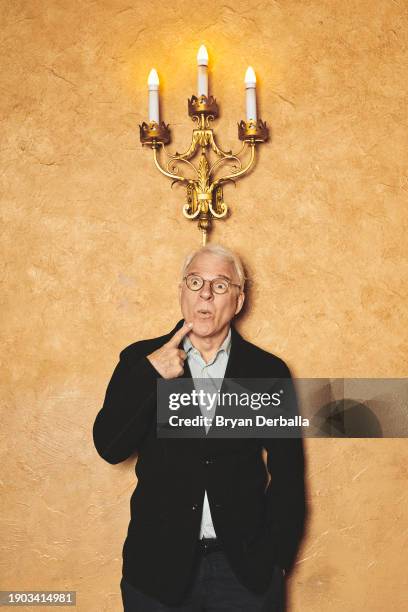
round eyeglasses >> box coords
[183,273,241,295]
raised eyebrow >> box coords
[214,275,232,282]
[187,272,232,281]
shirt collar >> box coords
[183,326,232,359]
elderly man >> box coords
[92,244,306,611]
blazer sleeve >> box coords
[261,362,307,573]
[92,345,162,464]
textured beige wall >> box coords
[1,0,407,610]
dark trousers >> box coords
[120,549,286,611]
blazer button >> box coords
[204,458,213,465]
[191,504,199,511]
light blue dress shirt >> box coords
[183,327,232,539]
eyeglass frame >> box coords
[182,273,242,295]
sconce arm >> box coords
[209,141,248,177]
[153,145,189,183]
[212,143,256,187]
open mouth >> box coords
[196,309,213,318]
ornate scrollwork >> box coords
[140,103,268,243]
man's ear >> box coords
[234,291,245,315]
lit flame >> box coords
[147,68,159,86]
[197,45,209,66]
[244,66,256,86]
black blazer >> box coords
[92,319,307,606]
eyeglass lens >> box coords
[186,275,229,294]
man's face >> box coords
[178,252,245,338]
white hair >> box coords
[180,244,246,290]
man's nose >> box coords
[199,280,214,300]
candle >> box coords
[244,66,257,122]
[197,45,209,97]
[148,68,160,123]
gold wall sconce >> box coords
[139,45,269,245]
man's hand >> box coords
[146,322,193,379]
